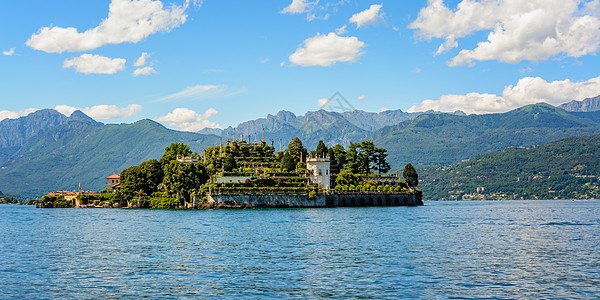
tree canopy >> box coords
[373,148,391,175]
[312,140,328,158]
[280,152,296,172]
[335,170,364,187]
[286,137,308,164]
[403,163,418,189]
[162,161,208,202]
[340,141,390,175]
[160,142,192,164]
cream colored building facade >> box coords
[306,157,330,190]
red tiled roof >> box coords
[107,173,120,179]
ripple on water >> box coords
[0,201,599,299]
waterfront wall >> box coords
[207,192,422,208]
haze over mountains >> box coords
[1,97,599,199]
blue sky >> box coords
[2,0,600,131]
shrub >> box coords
[150,197,180,209]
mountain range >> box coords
[559,95,600,112]
[371,103,600,166]
[419,133,600,200]
[198,109,468,151]
[1,98,600,199]
[0,110,219,199]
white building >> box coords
[306,157,330,190]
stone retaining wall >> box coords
[207,192,422,208]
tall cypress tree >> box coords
[403,163,418,189]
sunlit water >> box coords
[1,200,599,299]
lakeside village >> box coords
[37,133,422,209]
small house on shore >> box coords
[106,173,120,191]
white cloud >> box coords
[434,36,457,55]
[357,95,365,100]
[585,0,600,16]
[408,75,600,114]
[380,107,390,112]
[155,107,222,131]
[55,104,142,120]
[289,32,365,67]
[281,0,311,14]
[519,67,533,74]
[260,58,269,63]
[335,25,348,35]
[2,47,15,56]
[409,0,600,66]
[63,54,126,74]
[134,52,150,67]
[156,84,222,102]
[318,98,331,107]
[26,0,188,53]
[133,66,157,76]
[349,4,384,28]
[0,108,37,122]
[281,0,346,21]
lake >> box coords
[1,200,599,299]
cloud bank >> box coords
[2,47,15,56]
[63,54,126,74]
[281,0,311,14]
[133,66,157,76]
[55,104,142,120]
[410,0,600,66]
[289,32,365,66]
[26,0,188,53]
[0,108,37,122]
[408,75,600,114]
[156,107,222,131]
[349,4,384,28]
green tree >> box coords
[312,140,328,158]
[331,144,347,170]
[223,154,237,172]
[345,142,360,173]
[373,148,391,175]
[357,140,376,174]
[160,143,192,165]
[280,152,296,172]
[119,165,143,201]
[403,163,418,189]
[161,161,209,203]
[287,137,308,163]
[139,159,164,194]
[328,148,341,175]
[119,159,165,202]
[335,170,364,187]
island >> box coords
[36,136,422,208]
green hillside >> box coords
[371,103,600,168]
[419,133,600,200]
[0,119,219,199]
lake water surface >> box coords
[1,200,599,299]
